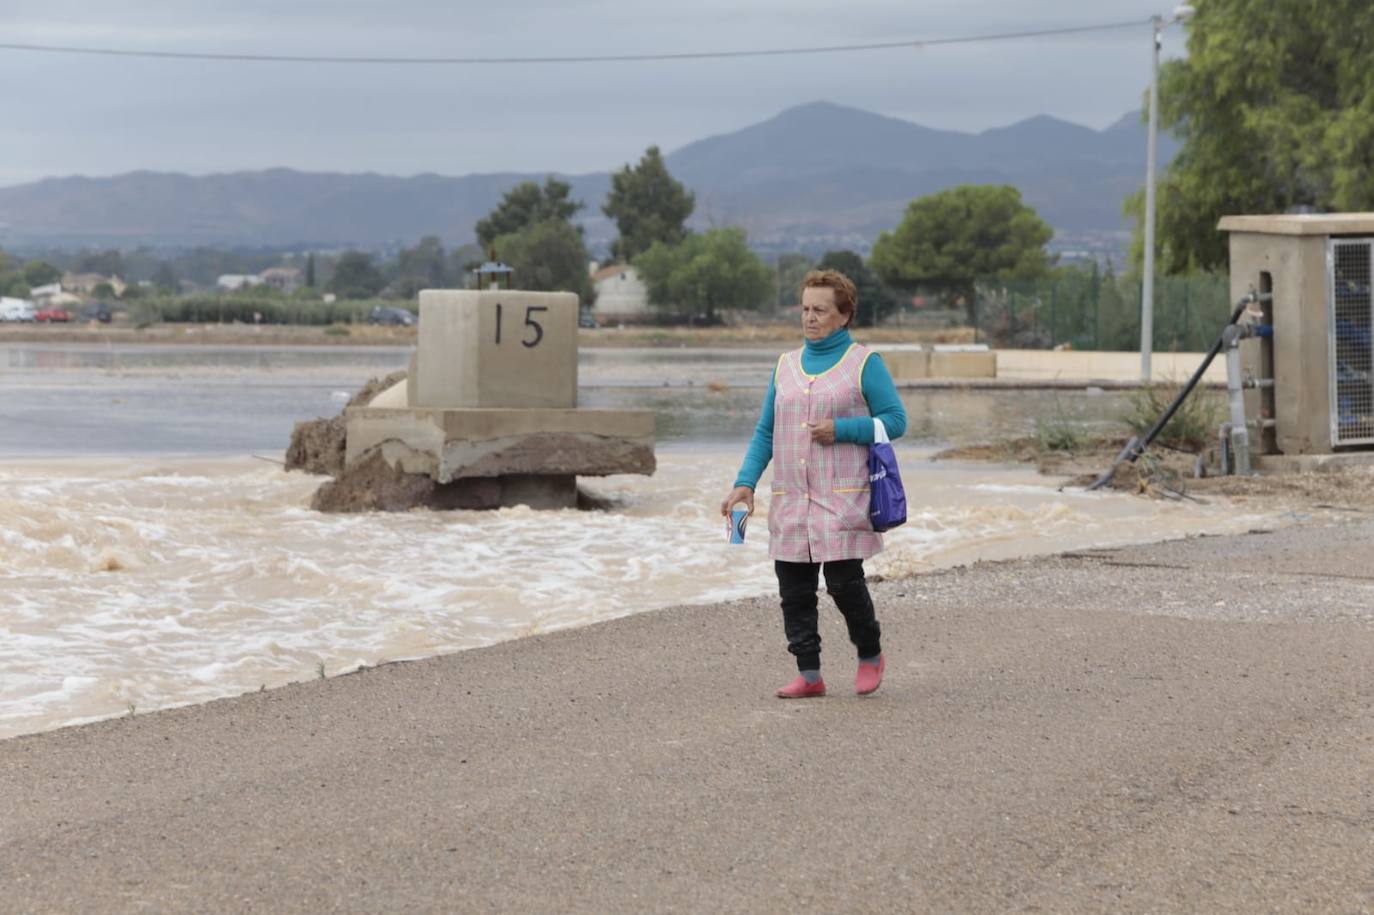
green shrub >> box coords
[1035,416,1084,452]
[1121,382,1225,451]
[123,295,413,326]
[1033,397,1085,452]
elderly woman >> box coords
[720,269,907,698]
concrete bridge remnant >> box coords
[310,289,654,511]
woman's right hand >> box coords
[720,486,755,518]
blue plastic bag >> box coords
[868,418,906,532]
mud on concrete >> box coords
[284,371,406,478]
[937,434,1374,513]
[287,371,615,513]
[285,370,493,512]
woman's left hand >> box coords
[806,419,835,445]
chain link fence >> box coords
[952,270,1231,351]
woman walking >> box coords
[720,269,907,698]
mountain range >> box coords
[0,101,1177,256]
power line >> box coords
[0,19,1150,66]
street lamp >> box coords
[1140,4,1195,381]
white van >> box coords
[0,297,36,322]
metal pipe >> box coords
[1224,325,1251,475]
[1088,292,1255,491]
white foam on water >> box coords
[0,452,1287,740]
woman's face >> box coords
[801,286,849,341]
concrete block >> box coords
[1218,214,1374,236]
[344,406,655,484]
[880,350,929,380]
[994,351,1228,384]
[404,351,418,409]
[1251,452,1374,474]
[414,289,579,409]
[369,379,408,409]
[929,351,997,379]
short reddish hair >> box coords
[801,269,858,327]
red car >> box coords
[35,308,71,323]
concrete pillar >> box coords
[414,289,579,409]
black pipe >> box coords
[1086,292,1257,492]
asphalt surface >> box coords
[3,520,1373,913]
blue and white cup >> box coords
[727,505,749,544]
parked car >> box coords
[578,311,599,329]
[80,303,113,323]
[0,297,37,322]
[35,307,71,323]
[367,306,416,327]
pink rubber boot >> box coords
[855,654,885,695]
[775,675,826,699]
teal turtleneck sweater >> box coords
[733,328,907,490]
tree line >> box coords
[467,147,1065,328]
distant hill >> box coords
[667,102,1177,254]
[0,101,1176,255]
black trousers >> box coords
[774,558,882,671]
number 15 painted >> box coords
[494,304,548,348]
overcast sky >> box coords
[1,0,1190,187]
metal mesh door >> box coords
[1330,239,1374,444]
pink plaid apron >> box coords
[767,342,882,563]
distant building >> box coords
[259,266,303,293]
[62,273,127,297]
[29,282,62,303]
[217,274,264,292]
[29,283,82,307]
[592,264,648,317]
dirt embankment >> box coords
[283,371,406,477]
[283,370,452,513]
[283,371,456,513]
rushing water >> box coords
[0,343,1286,739]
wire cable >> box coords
[0,19,1151,66]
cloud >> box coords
[0,0,1174,185]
